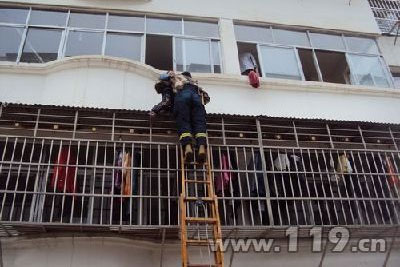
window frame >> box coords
[234,22,394,88]
[0,5,222,73]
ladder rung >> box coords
[186,239,211,246]
[187,264,217,267]
[184,197,214,202]
[184,179,211,184]
[185,162,209,166]
[186,217,217,224]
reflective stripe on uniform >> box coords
[179,132,193,140]
[195,133,207,138]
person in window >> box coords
[239,52,260,88]
[151,71,210,163]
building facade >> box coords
[0,0,399,266]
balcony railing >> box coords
[369,0,400,34]
[0,104,399,239]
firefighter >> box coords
[151,71,210,163]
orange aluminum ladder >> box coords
[180,146,224,267]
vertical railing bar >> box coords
[369,151,392,224]
[28,139,45,222]
[292,121,299,148]
[356,151,380,224]
[276,148,291,226]
[139,144,144,226]
[363,151,385,224]
[286,148,299,225]
[389,127,399,151]
[325,124,334,149]
[376,152,399,224]
[19,137,36,222]
[59,141,73,224]
[9,138,27,221]
[291,148,308,225]
[343,150,360,224]
[100,142,107,225]
[80,140,90,225]
[38,140,54,223]
[0,137,17,220]
[328,149,348,225]
[349,150,371,225]
[167,144,171,225]
[158,144,161,226]
[242,146,255,226]
[256,118,274,226]
[130,142,134,226]
[268,149,281,225]
[299,148,316,225]
[222,117,226,146]
[318,149,340,225]
[218,146,227,225]
[388,152,400,198]
[307,148,325,226]
[69,140,80,224]
[250,146,264,225]
[358,126,367,150]
[50,140,63,223]
[89,141,99,225]
[72,110,78,140]
[34,109,40,138]
[120,142,125,226]
[226,146,237,226]
[110,141,116,225]
[111,113,115,141]
[235,146,245,226]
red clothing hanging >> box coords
[50,147,77,193]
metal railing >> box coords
[0,104,399,238]
[369,0,400,34]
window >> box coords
[65,31,103,57]
[29,9,67,26]
[260,46,302,80]
[20,28,62,63]
[234,25,273,43]
[146,17,181,34]
[105,33,142,61]
[234,23,393,88]
[107,14,144,32]
[0,7,28,24]
[69,12,106,29]
[0,26,24,61]
[393,72,400,89]
[0,6,221,74]
[347,55,390,88]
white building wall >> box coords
[0,0,380,35]
[378,37,400,69]
[1,57,400,124]
[1,236,399,267]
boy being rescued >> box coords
[150,71,210,164]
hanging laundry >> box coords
[215,152,231,194]
[385,156,399,186]
[114,151,123,190]
[122,152,132,196]
[336,154,353,174]
[50,146,77,193]
[273,153,290,171]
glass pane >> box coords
[211,40,221,73]
[348,55,389,88]
[273,29,310,47]
[260,46,301,80]
[65,31,103,57]
[29,10,67,26]
[345,36,379,54]
[182,39,211,73]
[69,12,106,29]
[20,28,62,63]
[234,25,273,43]
[184,20,219,38]
[0,8,28,24]
[107,15,144,32]
[146,17,181,34]
[0,26,23,61]
[105,33,141,61]
[309,33,345,51]
[175,38,183,71]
